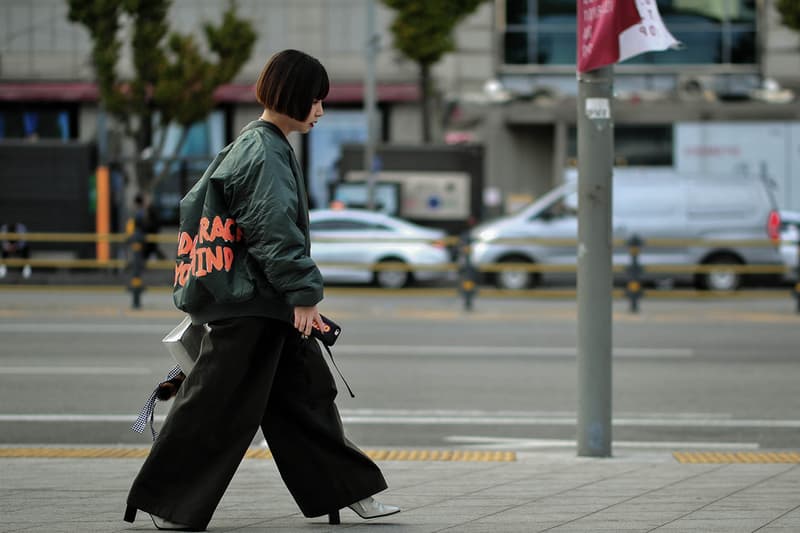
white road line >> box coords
[0,323,167,334]
[343,409,729,419]
[337,346,694,358]
[0,367,151,375]
[443,436,761,450]
[0,411,797,428]
[0,322,694,358]
[337,415,800,428]
[0,415,147,422]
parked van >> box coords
[470,170,783,291]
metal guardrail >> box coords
[2,232,799,312]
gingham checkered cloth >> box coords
[131,365,183,440]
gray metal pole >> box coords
[576,65,614,457]
[364,0,378,210]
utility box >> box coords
[337,144,484,234]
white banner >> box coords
[618,0,680,63]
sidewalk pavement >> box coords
[2,448,799,532]
[2,289,799,532]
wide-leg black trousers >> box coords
[126,316,387,530]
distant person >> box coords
[124,49,399,531]
[126,195,147,254]
[143,197,165,260]
[129,194,146,234]
[128,193,165,260]
[0,222,32,279]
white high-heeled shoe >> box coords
[348,496,401,519]
[150,513,194,531]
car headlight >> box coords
[473,229,498,243]
[470,241,489,261]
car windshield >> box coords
[311,219,392,232]
[532,193,578,221]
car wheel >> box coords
[698,254,743,292]
[495,255,537,290]
[374,259,410,289]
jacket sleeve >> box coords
[223,139,323,307]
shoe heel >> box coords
[124,505,137,523]
[328,510,340,524]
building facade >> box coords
[0,0,493,217]
[478,0,800,213]
[1,0,799,223]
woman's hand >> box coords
[294,305,323,338]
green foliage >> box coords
[776,0,800,31]
[67,0,256,188]
[67,0,125,115]
[381,0,485,142]
[381,0,484,66]
[204,7,258,83]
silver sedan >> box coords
[309,208,453,288]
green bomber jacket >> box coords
[172,119,323,325]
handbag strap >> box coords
[319,342,355,398]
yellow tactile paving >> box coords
[366,449,515,462]
[0,447,515,462]
[673,451,800,464]
[0,447,151,458]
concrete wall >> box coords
[483,112,555,211]
[0,0,493,148]
[0,0,91,79]
[0,1,492,93]
[764,0,800,89]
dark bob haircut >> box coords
[255,50,329,121]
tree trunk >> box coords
[420,63,432,143]
[135,110,154,191]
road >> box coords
[1,287,799,453]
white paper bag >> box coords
[161,316,208,374]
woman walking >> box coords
[124,49,399,531]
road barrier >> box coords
[1,231,798,313]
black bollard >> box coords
[625,235,643,313]
[458,233,478,311]
[127,230,146,309]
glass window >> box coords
[0,105,75,140]
[307,110,368,209]
[150,111,226,224]
[505,0,530,25]
[503,31,531,65]
[729,29,756,64]
[502,0,757,67]
[568,125,674,167]
[536,15,576,65]
[539,0,574,16]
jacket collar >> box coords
[244,119,292,149]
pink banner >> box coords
[577,0,641,73]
